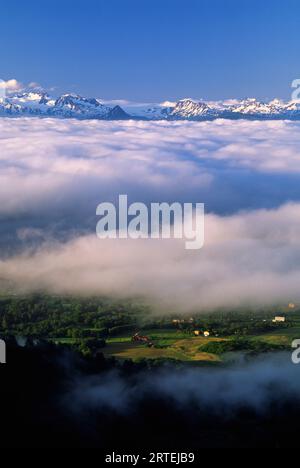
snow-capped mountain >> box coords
[0,92,131,120]
[1,91,300,121]
[169,99,215,119]
[163,98,300,120]
[124,97,300,120]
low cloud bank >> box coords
[67,353,299,415]
[1,203,300,311]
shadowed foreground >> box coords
[0,341,299,449]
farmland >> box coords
[0,295,298,364]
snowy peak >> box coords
[55,94,102,109]
[52,94,111,118]
[170,99,214,118]
[231,98,280,115]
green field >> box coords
[104,334,222,362]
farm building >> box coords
[194,330,210,337]
[132,333,154,347]
[272,316,286,323]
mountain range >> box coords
[1,91,300,121]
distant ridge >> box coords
[1,91,300,121]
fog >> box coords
[1,203,300,310]
[1,118,300,310]
[67,353,299,415]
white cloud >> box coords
[0,79,23,91]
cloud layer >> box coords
[1,118,300,309]
[1,118,300,219]
[2,203,300,311]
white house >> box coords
[272,316,286,323]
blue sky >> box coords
[1,0,300,101]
